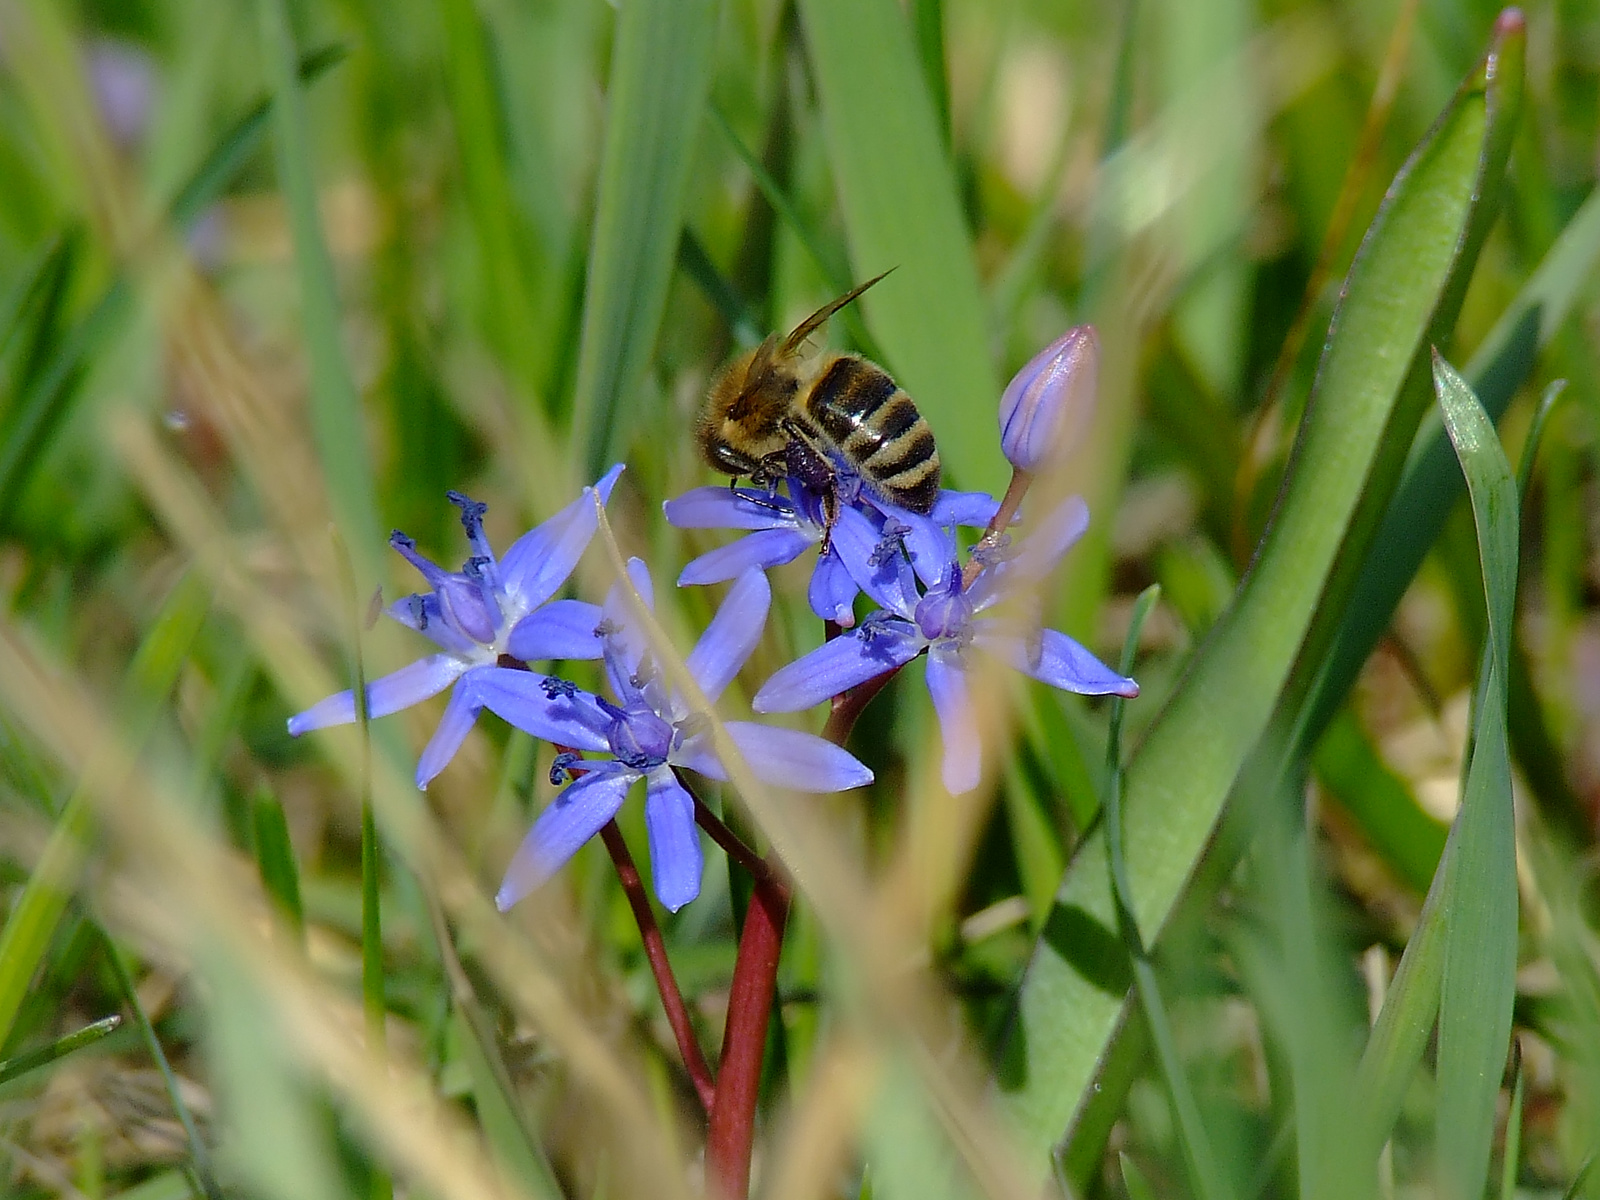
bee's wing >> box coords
[779,269,894,356]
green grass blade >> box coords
[438,0,549,401]
[257,0,384,581]
[252,786,305,941]
[1313,709,1447,893]
[572,0,721,474]
[1501,1040,1524,1200]
[167,44,346,229]
[0,1014,120,1086]
[1105,587,1230,1200]
[796,0,1001,490]
[0,571,210,1052]
[677,228,761,349]
[998,20,1523,1183]
[101,926,224,1200]
[1120,1152,1159,1200]
[1304,180,1600,749]
[1431,351,1519,1200]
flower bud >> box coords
[998,325,1098,473]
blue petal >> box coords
[752,621,923,712]
[664,486,796,531]
[898,510,957,589]
[644,769,702,911]
[807,547,860,624]
[975,624,1138,696]
[722,721,874,791]
[499,464,624,611]
[931,489,1001,529]
[831,505,917,617]
[496,766,635,910]
[973,496,1089,610]
[600,557,656,698]
[506,599,605,663]
[386,594,477,655]
[685,569,770,704]
[925,646,982,795]
[288,654,467,736]
[678,528,814,586]
[416,673,489,789]
[455,666,613,750]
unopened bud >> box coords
[998,325,1098,473]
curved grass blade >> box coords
[1431,351,1519,1200]
[257,0,383,580]
[253,786,305,941]
[998,18,1524,1183]
[0,1014,120,1086]
[572,0,721,474]
[0,46,346,531]
[1501,1040,1524,1200]
[1106,589,1229,1200]
[796,0,1000,490]
[1303,179,1600,750]
[101,925,225,1200]
[0,571,210,1052]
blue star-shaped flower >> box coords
[439,561,874,912]
[663,471,999,625]
[753,496,1137,794]
[287,466,624,787]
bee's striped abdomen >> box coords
[805,355,941,513]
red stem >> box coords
[705,871,791,1200]
[598,821,717,1114]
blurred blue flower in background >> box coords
[449,561,873,912]
[754,496,1136,794]
[287,466,624,785]
[665,472,998,625]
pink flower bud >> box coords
[998,325,1098,473]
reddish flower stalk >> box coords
[705,868,790,1200]
[551,742,716,1112]
[597,820,717,1114]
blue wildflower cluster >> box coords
[289,324,1134,912]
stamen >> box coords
[540,676,579,700]
[549,751,581,785]
[869,519,913,568]
[447,491,491,554]
[389,529,450,587]
[408,594,428,630]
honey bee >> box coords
[694,272,941,532]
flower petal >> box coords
[416,675,488,789]
[496,767,635,910]
[678,528,814,586]
[505,599,605,663]
[721,721,874,791]
[930,489,1002,529]
[386,593,477,655]
[644,769,702,911]
[831,505,917,617]
[976,625,1138,696]
[807,547,860,624]
[287,654,468,736]
[455,666,612,750]
[925,647,982,794]
[685,569,770,704]
[752,621,923,712]
[664,486,796,531]
[499,464,625,612]
[600,557,656,697]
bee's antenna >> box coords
[780,268,895,355]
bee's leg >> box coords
[784,435,840,554]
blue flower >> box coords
[664,471,999,625]
[447,562,874,912]
[998,325,1098,473]
[753,496,1137,794]
[287,466,625,787]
